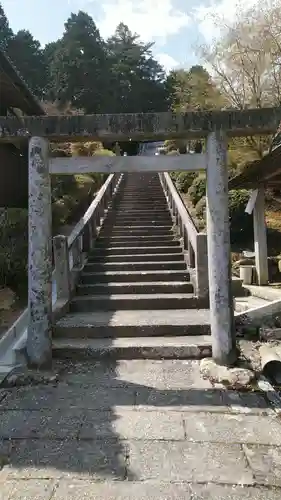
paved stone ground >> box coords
[0,359,281,498]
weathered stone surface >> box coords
[0,410,83,439]
[0,480,56,500]
[27,136,52,369]
[200,358,255,388]
[80,410,185,440]
[116,360,166,388]
[206,131,236,366]
[183,412,281,445]
[2,385,135,410]
[0,481,15,500]
[128,441,253,484]
[224,390,273,415]
[243,444,281,487]
[0,440,127,480]
[162,360,213,389]
[0,358,281,496]
[1,108,280,142]
[2,369,59,388]
[135,387,227,412]
[52,481,281,500]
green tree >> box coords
[7,30,47,98]
[47,11,109,112]
[0,3,13,49]
[106,23,168,112]
[166,65,224,112]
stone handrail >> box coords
[53,173,122,301]
[159,172,208,299]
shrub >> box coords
[175,171,197,193]
[188,175,206,205]
[229,189,253,244]
[195,196,206,218]
[93,149,116,156]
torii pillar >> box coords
[27,137,53,368]
[206,130,236,366]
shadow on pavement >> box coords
[0,359,276,481]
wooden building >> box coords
[0,48,45,207]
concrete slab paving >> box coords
[0,409,84,439]
[0,479,56,500]
[52,481,281,499]
[127,440,254,484]
[1,385,135,410]
[243,444,281,487]
[0,359,280,498]
[80,409,185,440]
[0,439,127,480]
[0,479,57,500]
[183,412,281,445]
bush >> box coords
[175,172,197,193]
[188,175,206,205]
[195,196,206,218]
[93,149,116,156]
[229,189,253,245]
[187,189,253,245]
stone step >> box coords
[92,246,183,255]
[54,309,210,339]
[115,207,169,212]
[76,281,194,295]
[120,189,163,196]
[234,295,270,312]
[88,253,184,263]
[83,261,187,272]
[120,192,165,196]
[117,194,167,201]
[121,186,163,190]
[70,293,201,312]
[103,220,172,227]
[101,229,174,237]
[96,236,180,246]
[112,209,171,215]
[116,203,168,208]
[102,224,174,230]
[101,226,174,234]
[110,214,172,220]
[53,335,212,360]
[107,214,173,221]
[80,270,190,283]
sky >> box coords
[1,0,253,72]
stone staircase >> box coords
[53,173,212,359]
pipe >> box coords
[259,344,281,384]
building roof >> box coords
[0,48,45,116]
[229,145,281,189]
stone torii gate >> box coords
[1,108,281,369]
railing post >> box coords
[27,136,52,369]
[72,237,83,268]
[53,235,71,300]
[188,239,195,268]
[82,223,94,252]
[206,131,236,366]
[195,233,208,299]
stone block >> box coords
[128,441,253,484]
